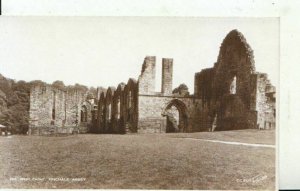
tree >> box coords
[86,87,98,100]
[0,76,31,134]
[72,83,88,92]
[29,80,46,87]
[86,92,95,100]
[52,80,65,90]
[172,83,190,96]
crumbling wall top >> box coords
[216,29,255,72]
[138,56,156,94]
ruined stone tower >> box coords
[138,56,156,94]
[161,58,173,95]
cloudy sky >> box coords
[0,17,279,93]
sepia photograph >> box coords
[0,17,278,190]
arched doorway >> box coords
[81,105,88,122]
[162,99,188,133]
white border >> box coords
[2,0,300,189]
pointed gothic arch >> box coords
[162,99,188,133]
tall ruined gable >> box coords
[213,29,255,108]
[193,29,276,131]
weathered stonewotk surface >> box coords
[138,56,156,95]
[194,29,276,131]
[161,58,173,95]
[29,29,276,134]
[29,85,97,135]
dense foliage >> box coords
[0,75,30,134]
[172,83,190,96]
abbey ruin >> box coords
[28,30,276,135]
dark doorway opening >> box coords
[163,99,188,133]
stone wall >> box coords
[137,56,202,133]
[112,83,126,134]
[29,84,91,135]
[124,79,139,133]
[96,56,202,134]
[97,91,106,133]
[161,58,173,95]
[28,29,276,134]
[138,95,202,133]
[65,90,82,127]
[194,29,276,131]
[213,29,255,108]
[29,85,54,128]
[94,36,276,134]
[138,56,156,94]
[97,78,138,134]
[194,68,215,105]
[104,86,116,133]
[252,73,276,129]
[80,99,95,133]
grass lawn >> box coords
[168,129,276,145]
[0,129,275,190]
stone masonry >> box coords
[194,30,276,131]
[29,85,96,135]
[29,29,276,134]
[161,58,173,95]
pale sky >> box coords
[0,17,279,93]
